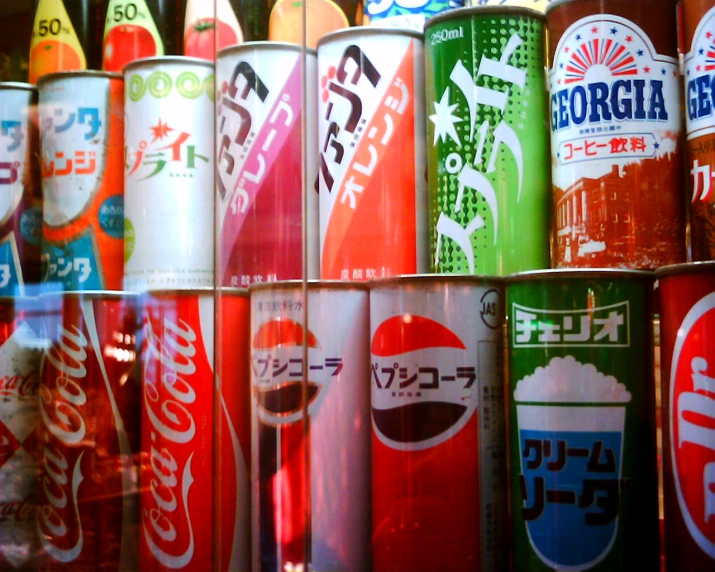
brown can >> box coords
[684,0,715,260]
[547,0,686,269]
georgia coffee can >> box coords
[370,276,507,571]
[0,297,42,570]
[0,83,42,296]
[364,0,464,31]
[39,72,125,291]
[683,0,715,261]
[506,269,660,571]
[216,42,319,287]
[425,6,551,276]
[38,291,141,570]
[124,57,214,292]
[250,281,370,571]
[547,0,685,269]
[657,262,715,569]
[317,28,428,281]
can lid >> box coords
[505,268,655,284]
[425,4,545,30]
[249,280,369,293]
[655,261,715,278]
[217,287,249,298]
[369,273,504,289]
[139,287,217,296]
[317,26,423,50]
[124,56,214,73]
[37,70,123,84]
[218,41,317,59]
[0,82,36,92]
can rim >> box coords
[39,290,138,298]
[655,261,715,278]
[218,41,317,58]
[124,56,215,73]
[369,273,504,288]
[140,287,217,296]
[318,27,423,50]
[425,4,546,29]
[217,287,249,297]
[37,70,123,84]
[506,268,655,283]
[249,280,369,292]
[545,0,584,15]
[0,82,36,92]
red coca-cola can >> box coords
[0,297,42,570]
[37,291,141,571]
[657,261,715,570]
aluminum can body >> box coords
[466,0,554,10]
[370,276,507,571]
[317,29,428,281]
[250,281,371,571]
[425,7,551,276]
[216,43,319,287]
[268,0,361,48]
[365,0,464,31]
[139,290,215,570]
[124,58,215,292]
[548,0,685,269]
[506,270,660,571]
[657,262,715,569]
[38,292,141,571]
[0,83,42,296]
[39,72,125,291]
[217,289,251,571]
[683,0,715,261]
[0,298,43,570]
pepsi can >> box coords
[370,275,507,571]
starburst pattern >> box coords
[429,88,462,147]
[150,118,174,142]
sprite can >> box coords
[506,269,660,570]
[425,6,551,276]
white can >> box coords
[249,281,370,572]
[317,29,428,281]
[216,43,319,287]
[124,57,215,292]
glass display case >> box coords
[0,0,713,571]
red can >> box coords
[0,298,42,570]
[658,261,715,569]
[37,292,141,570]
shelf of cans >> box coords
[1,0,714,570]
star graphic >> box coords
[626,35,633,42]
[644,66,651,73]
[429,88,462,148]
[560,62,564,69]
[576,34,582,40]
[610,27,617,35]
[565,47,570,53]
[637,49,644,57]
[707,31,713,39]
[661,68,666,75]
[654,142,660,150]
[150,118,173,142]
[698,64,702,71]
[591,26,598,34]
[700,47,705,55]
[673,70,677,77]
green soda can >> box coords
[425,6,551,276]
[506,269,660,571]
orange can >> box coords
[38,71,124,291]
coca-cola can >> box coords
[657,261,715,569]
[370,275,507,571]
[250,281,371,571]
[216,43,319,287]
[0,297,43,570]
[37,291,141,571]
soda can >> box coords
[0,297,43,570]
[506,269,660,571]
[216,43,319,287]
[425,6,551,276]
[124,57,214,292]
[0,83,42,296]
[656,261,715,569]
[317,29,428,281]
[547,0,685,269]
[250,281,370,571]
[268,0,361,48]
[38,72,125,291]
[103,0,183,73]
[365,0,464,31]
[370,276,507,571]
[29,0,102,85]
[37,291,141,570]
[683,0,715,261]
[216,288,251,571]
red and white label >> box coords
[671,291,715,559]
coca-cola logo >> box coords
[671,291,715,558]
[142,315,198,569]
[38,324,88,563]
[0,371,39,398]
[0,496,37,524]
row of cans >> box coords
[1,260,713,570]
